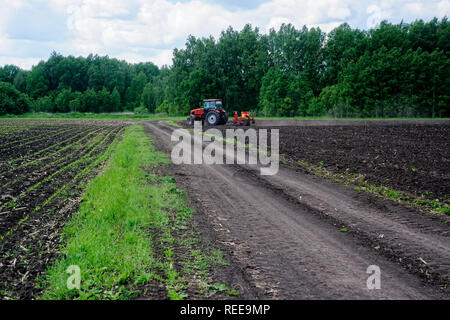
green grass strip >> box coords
[40,125,173,299]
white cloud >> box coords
[366,0,449,28]
[63,0,355,53]
[405,2,424,14]
[0,1,23,30]
[437,0,450,13]
[0,0,449,69]
[0,56,41,69]
[152,49,174,66]
[311,21,345,33]
[66,0,238,49]
[366,4,387,28]
[266,17,294,31]
[117,49,174,67]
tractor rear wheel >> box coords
[206,111,220,126]
[220,113,228,125]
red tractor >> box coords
[188,99,228,126]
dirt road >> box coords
[144,121,449,299]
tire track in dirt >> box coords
[173,120,450,287]
[243,166,450,285]
[145,121,448,300]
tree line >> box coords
[0,17,448,117]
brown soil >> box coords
[190,120,449,203]
[155,120,449,299]
[276,124,450,202]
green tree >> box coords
[322,23,367,87]
[26,62,49,98]
[35,95,55,113]
[0,65,21,84]
[82,89,98,113]
[13,70,28,92]
[259,67,287,116]
[125,72,148,110]
[0,81,32,115]
[309,85,342,116]
[97,87,112,113]
[111,87,122,112]
[69,91,83,112]
[54,88,72,113]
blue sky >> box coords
[0,0,448,69]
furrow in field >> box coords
[0,123,60,145]
[0,126,68,148]
[0,126,98,168]
[0,126,117,209]
[0,127,105,189]
[0,126,86,163]
[0,127,108,192]
[0,126,79,153]
[0,126,124,243]
[0,126,122,238]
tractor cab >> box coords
[203,99,223,111]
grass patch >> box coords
[40,125,171,299]
[39,124,231,300]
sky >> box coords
[0,0,448,70]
